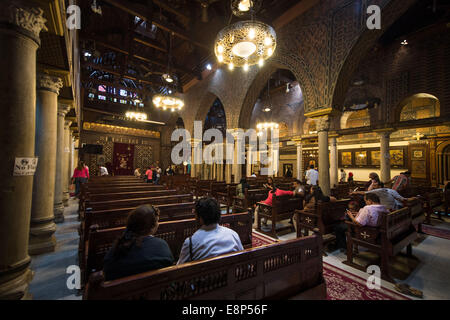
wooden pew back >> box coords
[84,233,325,300]
[85,194,193,211]
[85,213,253,279]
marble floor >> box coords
[28,201,450,300]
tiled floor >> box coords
[28,202,450,300]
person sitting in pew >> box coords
[351,181,416,211]
[293,179,306,198]
[103,205,174,281]
[334,193,388,251]
[304,186,336,211]
[236,178,250,199]
[253,186,295,228]
[263,177,274,190]
[177,198,243,264]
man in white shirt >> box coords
[351,181,413,211]
[340,169,347,182]
[177,198,243,264]
[305,165,319,186]
[99,165,108,176]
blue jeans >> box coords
[75,177,87,196]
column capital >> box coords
[57,104,70,117]
[37,74,63,95]
[0,1,48,39]
[316,116,330,132]
[374,128,395,138]
[64,120,72,128]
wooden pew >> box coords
[83,212,253,285]
[216,184,237,214]
[294,199,350,245]
[344,207,417,282]
[194,180,216,197]
[423,191,444,224]
[85,194,193,212]
[404,198,425,231]
[331,183,352,200]
[256,194,303,238]
[85,189,179,203]
[84,232,326,300]
[232,188,267,213]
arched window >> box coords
[341,109,371,129]
[398,93,440,122]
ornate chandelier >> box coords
[215,20,276,70]
[215,1,275,70]
[125,111,147,121]
[256,122,279,131]
[152,94,184,112]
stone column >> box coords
[62,120,72,206]
[317,116,331,196]
[329,135,339,188]
[231,131,242,183]
[0,1,47,299]
[29,74,63,255]
[293,138,303,180]
[191,139,201,178]
[378,130,392,183]
[246,147,252,177]
[54,105,70,222]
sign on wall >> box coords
[13,157,38,176]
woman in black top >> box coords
[103,205,174,281]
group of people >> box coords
[332,171,416,251]
[103,198,243,281]
[134,164,178,185]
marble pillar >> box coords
[191,139,201,178]
[54,105,70,222]
[0,1,47,299]
[62,120,72,206]
[317,116,331,196]
[379,131,392,183]
[330,136,338,188]
[29,74,63,255]
[232,132,242,183]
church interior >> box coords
[0,0,449,302]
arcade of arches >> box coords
[0,0,449,301]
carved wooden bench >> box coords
[343,207,417,282]
[84,232,326,300]
[82,212,253,285]
[256,194,303,238]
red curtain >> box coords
[113,143,135,176]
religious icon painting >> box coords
[341,151,352,166]
[370,150,381,166]
[355,151,367,166]
[390,149,404,166]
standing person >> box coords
[154,166,162,185]
[145,166,153,183]
[134,167,141,178]
[348,172,354,183]
[236,178,250,199]
[72,161,89,197]
[285,167,293,178]
[98,164,108,176]
[305,165,319,186]
[340,169,347,183]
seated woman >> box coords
[177,198,243,264]
[303,186,336,211]
[103,205,174,281]
[263,177,274,191]
[236,178,250,199]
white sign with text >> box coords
[13,157,38,176]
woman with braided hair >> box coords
[103,205,174,281]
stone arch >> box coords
[394,93,440,123]
[340,109,371,129]
[303,118,317,135]
[238,50,314,130]
[331,0,418,110]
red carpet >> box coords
[251,232,409,300]
[421,224,450,240]
[324,263,409,300]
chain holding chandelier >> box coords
[215,1,276,70]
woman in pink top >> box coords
[253,186,295,229]
[145,166,153,183]
[72,161,90,197]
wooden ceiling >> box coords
[80,0,301,128]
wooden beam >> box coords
[82,36,194,77]
[152,0,190,21]
[272,0,320,30]
[101,0,210,51]
[133,35,167,53]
